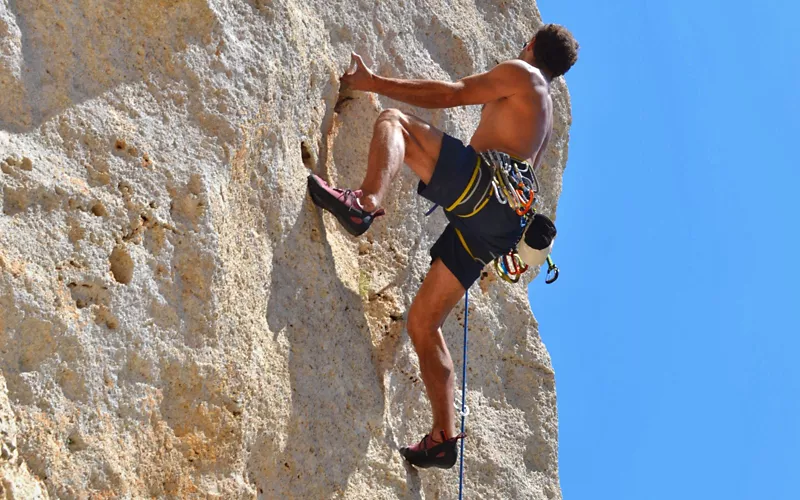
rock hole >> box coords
[188,174,204,196]
[75,292,88,309]
[2,187,29,216]
[91,202,107,217]
[300,142,313,169]
[114,139,126,151]
[94,305,119,330]
[67,431,87,452]
[110,246,134,284]
[334,95,354,113]
[68,282,108,309]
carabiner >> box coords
[515,186,534,216]
[545,256,560,284]
[495,258,520,283]
[515,253,529,274]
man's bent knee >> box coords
[375,109,408,137]
[373,107,439,185]
[377,108,405,124]
[406,308,436,344]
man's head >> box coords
[521,24,579,78]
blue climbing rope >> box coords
[458,290,469,500]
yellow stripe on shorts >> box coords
[445,157,482,212]
[454,228,476,261]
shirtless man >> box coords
[307,24,579,469]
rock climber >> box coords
[307,24,579,469]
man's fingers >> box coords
[350,52,367,71]
[346,54,361,75]
[341,52,370,89]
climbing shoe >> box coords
[307,174,384,237]
[399,431,465,469]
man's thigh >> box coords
[397,111,445,185]
[408,258,466,332]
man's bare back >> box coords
[470,61,553,169]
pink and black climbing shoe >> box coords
[307,174,385,237]
[399,431,466,469]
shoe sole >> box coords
[399,447,458,469]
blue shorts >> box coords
[417,134,527,289]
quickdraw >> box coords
[481,151,539,217]
[495,245,560,285]
[545,255,560,284]
[494,252,529,283]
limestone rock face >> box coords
[1,374,48,498]
[0,0,570,498]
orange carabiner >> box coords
[515,187,534,216]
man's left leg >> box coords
[399,257,468,469]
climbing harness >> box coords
[477,151,559,285]
[422,152,560,285]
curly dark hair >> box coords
[533,24,579,78]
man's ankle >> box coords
[429,428,456,443]
[358,193,379,212]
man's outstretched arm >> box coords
[369,76,462,109]
[341,53,530,109]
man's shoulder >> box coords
[493,60,546,88]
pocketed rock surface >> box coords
[0,1,571,498]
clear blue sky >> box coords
[528,1,799,499]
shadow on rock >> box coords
[248,197,385,498]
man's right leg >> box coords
[358,108,444,212]
[307,108,445,236]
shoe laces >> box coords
[422,430,466,451]
[337,188,357,201]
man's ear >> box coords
[526,37,536,63]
